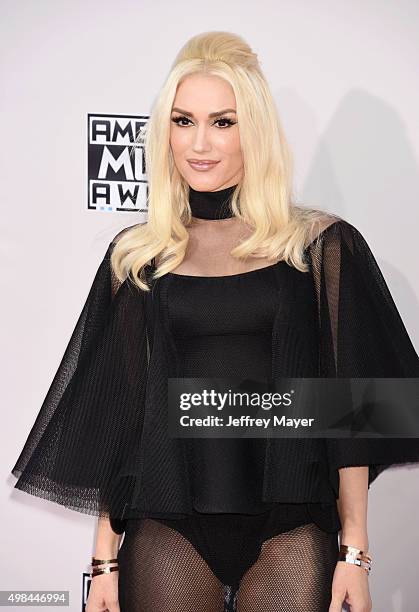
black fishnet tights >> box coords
[117,518,339,611]
[235,521,339,612]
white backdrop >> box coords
[2,1,419,610]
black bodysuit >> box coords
[167,262,283,514]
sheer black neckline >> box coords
[188,184,238,220]
[167,260,282,280]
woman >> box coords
[11,31,419,612]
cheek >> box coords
[214,130,242,156]
[170,128,191,154]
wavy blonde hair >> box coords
[111,30,340,292]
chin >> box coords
[185,175,228,191]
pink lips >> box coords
[187,160,220,172]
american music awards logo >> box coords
[87,113,149,213]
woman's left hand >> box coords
[328,560,372,611]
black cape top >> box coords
[11,188,419,536]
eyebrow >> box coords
[171,107,237,118]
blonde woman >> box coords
[12,31,419,612]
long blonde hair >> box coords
[111,30,339,292]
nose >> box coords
[192,123,212,153]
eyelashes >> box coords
[171,115,237,128]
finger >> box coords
[329,592,345,611]
[106,600,120,612]
[349,603,372,612]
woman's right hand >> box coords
[85,571,120,612]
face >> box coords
[170,73,244,191]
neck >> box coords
[188,184,238,220]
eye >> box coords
[171,115,237,128]
[171,115,192,127]
[214,117,237,128]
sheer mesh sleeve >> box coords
[307,219,419,498]
[11,224,148,525]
